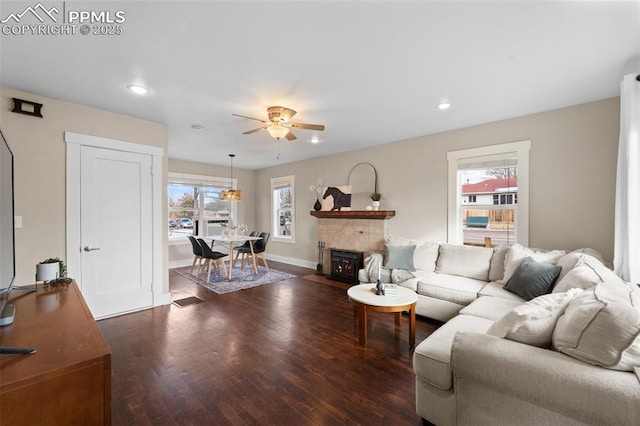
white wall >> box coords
[255,98,620,263]
[0,87,169,289]
[3,87,618,277]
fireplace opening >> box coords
[330,249,364,285]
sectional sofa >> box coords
[358,238,640,425]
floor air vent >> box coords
[172,296,205,308]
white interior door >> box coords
[79,145,153,318]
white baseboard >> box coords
[264,253,315,270]
[169,258,194,269]
[156,292,172,306]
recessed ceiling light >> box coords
[191,124,205,131]
[436,101,451,110]
[127,84,149,95]
[310,136,320,144]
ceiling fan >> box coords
[232,106,325,141]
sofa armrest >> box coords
[451,332,640,425]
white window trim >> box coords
[168,172,237,245]
[447,140,530,246]
[271,175,295,244]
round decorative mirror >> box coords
[348,162,378,209]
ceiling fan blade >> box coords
[290,122,325,131]
[285,131,297,141]
[243,126,266,135]
[232,113,267,123]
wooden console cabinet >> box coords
[0,282,111,425]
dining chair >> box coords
[232,231,259,267]
[187,235,203,275]
[238,232,270,271]
[196,238,229,283]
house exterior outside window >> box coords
[271,175,295,243]
[447,141,530,247]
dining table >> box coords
[200,234,263,280]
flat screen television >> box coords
[0,129,16,326]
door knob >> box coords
[83,246,101,252]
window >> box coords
[271,175,295,243]
[493,193,516,205]
[447,141,530,247]
[168,172,235,243]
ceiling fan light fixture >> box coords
[267,124,290,140]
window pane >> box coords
[271,175,295,243]
[460,166,517,246]
[169,184,198,208]
[463,209,516,246]
[274,187,292,238]
[202,186,229,234]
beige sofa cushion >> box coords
[435,244,493,281]
[478,282,526,302]
[553,281,640,371]
[488,245,510,282]
[418,273,487,305]
[459,295,523,321]
[487,290,582,347]
[413,315,493,390]
[385,236,439,272]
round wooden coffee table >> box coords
[347,284,418,347]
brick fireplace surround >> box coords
[310,211,396,275]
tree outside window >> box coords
[168,173,234,242]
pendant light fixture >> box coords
[222,154,242,201]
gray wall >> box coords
[255,97,619,264]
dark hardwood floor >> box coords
[97,261,441,425]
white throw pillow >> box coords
[413,241,440,272]
[555,249,606,284]
[553,254,624,293]
[487,289,583,347]
[499,244,565,284]
[552,281,640,371]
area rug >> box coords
[174,265,296,294]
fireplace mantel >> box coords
[309,210,396,220]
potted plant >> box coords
[370,193,382,211]
[36,257,72,286]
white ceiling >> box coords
[1,1,639,169]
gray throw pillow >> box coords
[384,245,416,271]
[504,256,561,301]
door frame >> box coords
[65,131,169,311]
